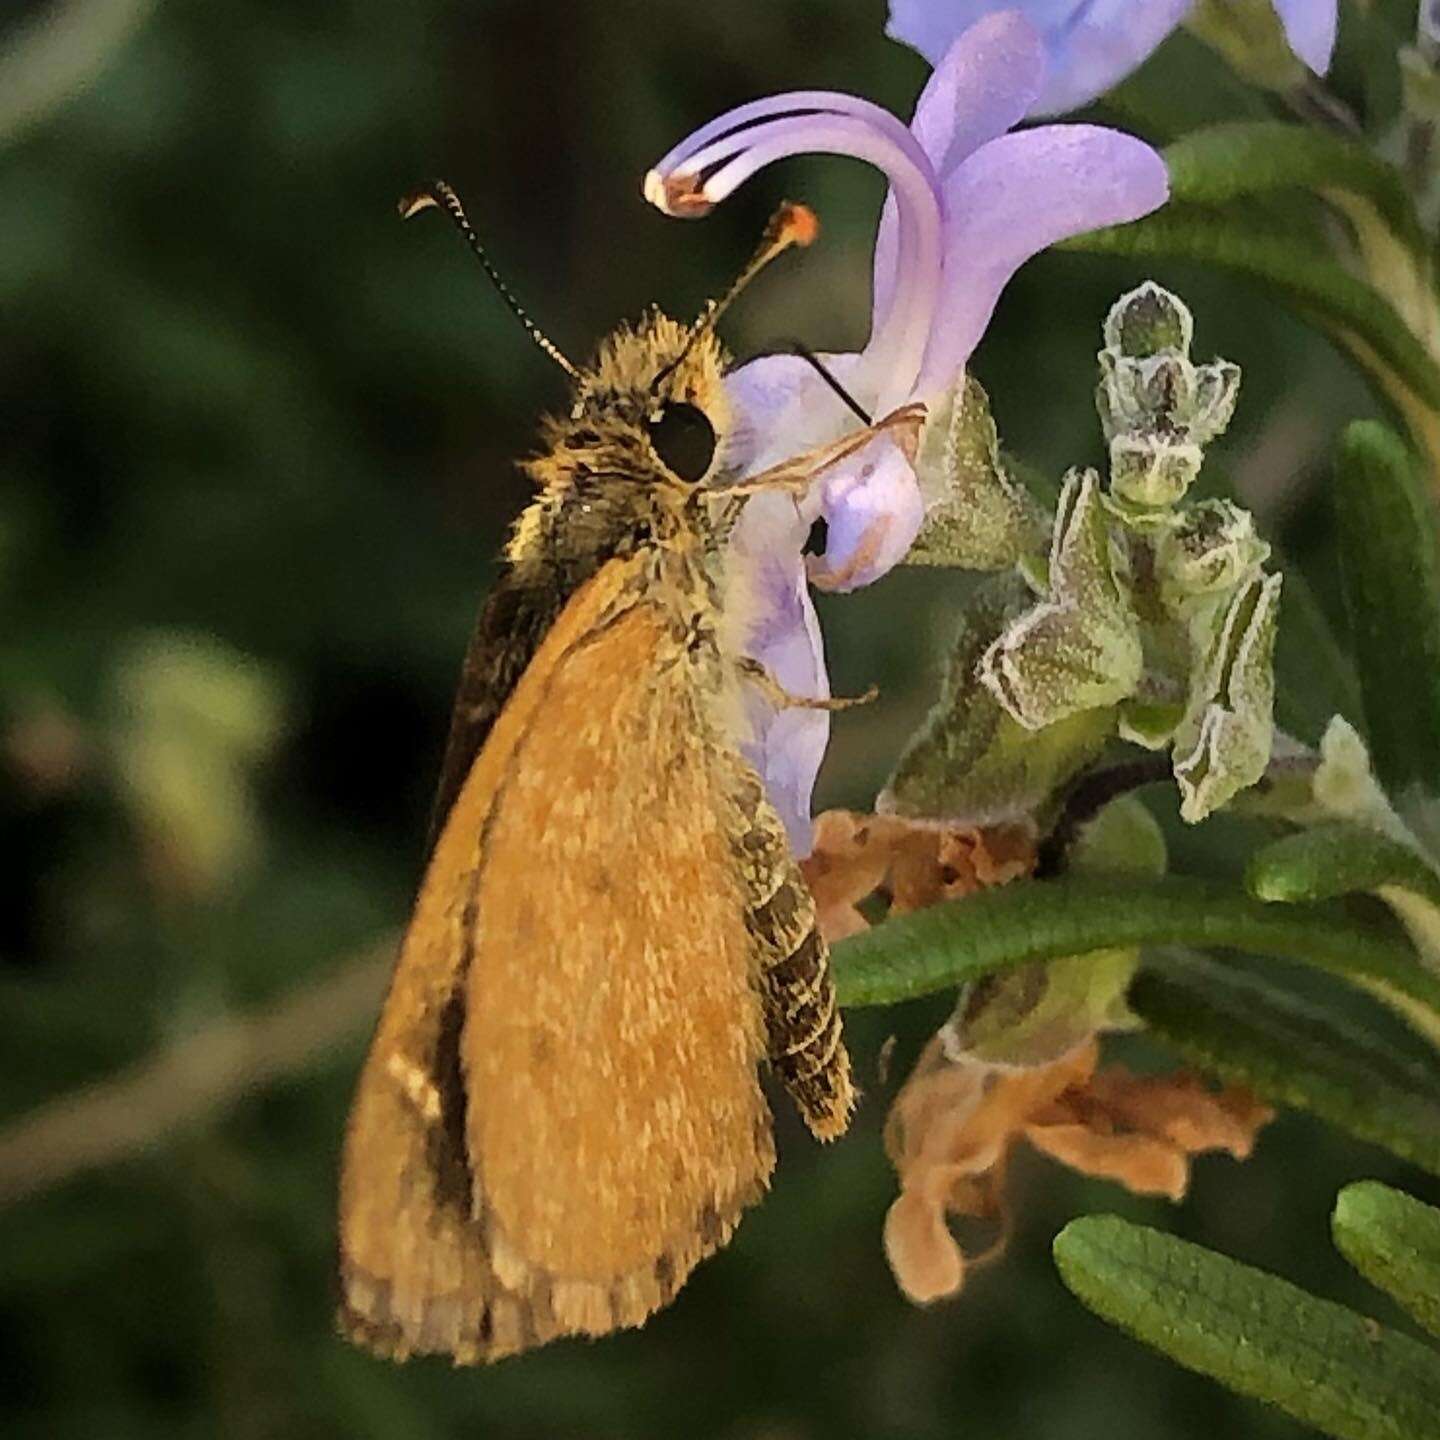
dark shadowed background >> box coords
[3,1,1436,1437]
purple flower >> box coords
[646,11,1167,853]
[887,0,1338,115]
[1273,0,1340,74]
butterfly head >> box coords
[562,310,731,489]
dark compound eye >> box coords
[645,401,716,483]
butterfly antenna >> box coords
[399,179,579,379]
[652,201,817,392]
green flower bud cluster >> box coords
[892,283,1280,826]
[1098,283,1240,513]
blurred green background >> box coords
[3,1,1438,1436]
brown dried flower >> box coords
[801,809,1035,940]
[881,1035,1271,1304]
[803,807,1274,1305]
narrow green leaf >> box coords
[1334,1182,1440,1340]
[1054,1215,1440,1440]
[1164,123,1427,260]
[1335,421,1440,799]
[1248,823,1440,907]
[1270,556,1365,742]
[1064,206,1440,411]
[830,874,1440,1018]
[1130,954,1440,1175]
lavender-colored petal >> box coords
[1274,0,1337,74]
[729,492,830,855]
[886,0,1191,117]
[727,355,923,591]
[807,436,925,593]
[1032,0,1191,114]
[723,351,865,475]
[915,123,1168,394]
[874,12,1046,342]
[885,0,1060,76]
[913,11,1048,174]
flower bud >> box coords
[1098,283,1239,513]
[1172,572,1282,821]
[1104,282,1193,358]
[1109,435,1203,510]
[1159,499,1271,607]
[1191,360,1243,444]
[980,470,1143,729]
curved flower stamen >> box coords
[649,90,932,188]
[648,104,944,407]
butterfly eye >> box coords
[645,402,716,483]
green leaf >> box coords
[830,874,1440,1019]
[1270,555,1365,741]
[1335,421,1440,799]
[1130,953,1440,1175]
[1164,123,1427,261]
[1248,823,1440,908]
[1064,205,1440,413]
[1054,1215,1440,1440]
[1334,1182,1440,1340]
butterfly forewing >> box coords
[338,557,774,1363]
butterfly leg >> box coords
[726,760,855,1140]
[735,656,877,712]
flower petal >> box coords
[1274,0,1337,74]
[728,491,831,856]
[807,435,925,593]
[647,102,943,406]
[874,12,1047,344]
[885,0,1191,117]
[910,11,1047,175]
[914,123,1168,394]
[723,351,863,475]
[1032,0,1192,115]
[883,1189,966,1303]
[885,0,1043,78]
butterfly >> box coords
[338,182,922,1362]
